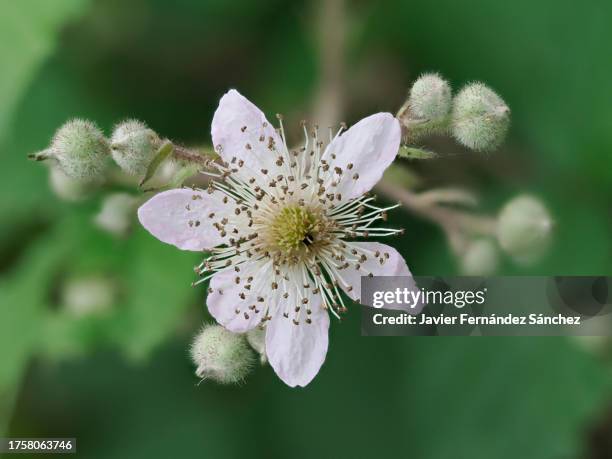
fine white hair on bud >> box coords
[48,119,110,179]
[94,193,139,238]
[409,72,452,121]
[451,82,510,152]
[246,327,267,364]
[190,324,255,384]
[497,195,553,265]
[110,119,161,176]
[460,239,499,276]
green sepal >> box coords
[397,146,439,160]
[139,141,173,187]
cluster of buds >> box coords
[29,118,211,238]
[391,73,552,273]
[397,73,510,152]
[31,118,166,181]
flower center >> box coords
[271,206,319,251]
[261,205,336,264]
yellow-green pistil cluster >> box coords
[269,206,330,260]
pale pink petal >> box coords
[138,188,228,251]
[337,242,422,313]
[322,113,400,202]
[207,262,273,333]
[211,89,283,184]
[265,298,329,387]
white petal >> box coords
[211,89,284,184]
[137,188,228,251]
[265,297,329,387]
[337,242,422,313]
[207,262,273,333]
[322,113,400,202]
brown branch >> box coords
[376,178,497,254]
[311,0,346,127]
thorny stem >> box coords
[171,144,215,167]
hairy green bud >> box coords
[451,83,510,151]
[48,119,110,179]
[190,325,255,384]
[497,195,552,265]
[409,73,451,121]
[110,120,161,176]
[460,239,499,276]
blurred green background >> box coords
[1,0,612,457]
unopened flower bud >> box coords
[451,83,510,151]
[497,195,552,265]
[62,275,117,317]
[190,325,255,384]
[94,193,139,237]
[49,165,96,202]
[460,239,499,276]
[111,120,161,176]
[409,73,451,121]
[47,119,110,179]
[246,327,267,364]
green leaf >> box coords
[36,209,198,362]
[0,223,72,434]
[0,0,91,141]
